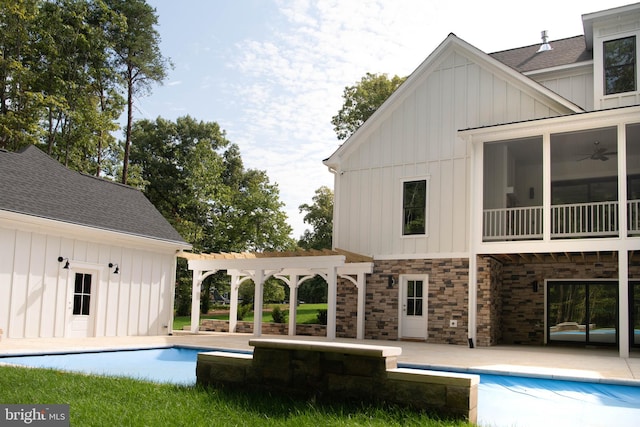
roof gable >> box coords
[0,145,187,245]
[325,33,584,167]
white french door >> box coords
[399,275,428,340]
[67,271,97,338]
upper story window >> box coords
[402,179,426,235]
[604,36,636,95]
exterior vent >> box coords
[537,30,552,52]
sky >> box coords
[137,0,629,239]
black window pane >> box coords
[73,295,82,315]
[74,274,83,293]
[407,282,414,298]
[407,300,415,316]
[415,281,423,297]
[403,180,426,235]
[415,299,423,316]
[604,36,636,95]
[81,295,90,315]
[83,275,92,294]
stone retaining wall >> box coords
[199,319,326,336]
[197,339,478,423]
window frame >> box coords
[401,177,429,237]
[603,35,637,95]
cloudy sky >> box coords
[138,0,627,238]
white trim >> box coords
[374,252,469,261]
[0,209,190,253]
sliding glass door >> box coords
[547,281,618,346]
[631,281,640,348]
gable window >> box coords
[403,179,427,235]
[604,36,636,95]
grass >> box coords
[0,366,472,426]
[174,303,327,331]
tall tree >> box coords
[105,0,169,185]
[0,0,43,150]
[130,116,296,314]
[298,186,333,250]
[35,0,122,174]
[0,0,124,174]
[331,72,406,141]
[297,186,334,304]
[130,115,296,253]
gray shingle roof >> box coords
[0,145,188,245]
[489,35,592,73]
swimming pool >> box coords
[1,347,639,427]
[0,346,230,385]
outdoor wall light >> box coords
[387,275,396,289]
[57,256,70,269]
[108,263,119,274]
[532,280,539,293]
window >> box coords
[604,36,636,95]
[405,279,424,316]
[403,179,426,235]
[73,273,92,316]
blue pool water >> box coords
[0,347,219,385]
[2,347,640,427]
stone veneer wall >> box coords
[498,253,640,345]
[475,256,503,347]
[336,278,358,338]
[348,259,469,344]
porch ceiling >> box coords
[489,250,638,264]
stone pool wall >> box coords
[197,338,478,423]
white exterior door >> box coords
[399,275,428,340]
[67,271,96,338]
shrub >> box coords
[237,303,252,321]
[271,305,287,323]
[316,309,327,325]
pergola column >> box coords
[356,272,366,339]
[287,275,299,337]
[228,273,242,333]
[253,269,265,337]
[190,270,202,334]
[327,266,337,340]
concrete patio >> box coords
[1,332,639,385]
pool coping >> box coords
[1,345,639,387]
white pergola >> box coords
[179,249,373,340]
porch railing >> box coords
[483,200,640,241]
[483,206,543,241]
[630,199,640,236]
[551,201,618,238]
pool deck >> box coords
[1,332,640,385]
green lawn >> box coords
[0,366,470,426]
[174,303,327,331]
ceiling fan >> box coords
[578,141,617,161]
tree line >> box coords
[1,0,405,313]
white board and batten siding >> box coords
[0,221,177,339]
[332,41,569,257]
